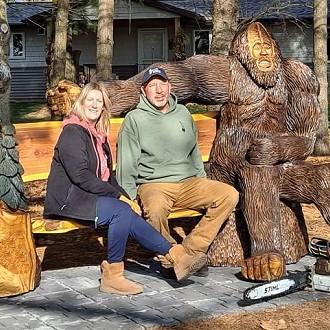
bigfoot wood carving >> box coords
[208,22,324,280]
[46,22,328,281]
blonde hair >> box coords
[71,82,111,134]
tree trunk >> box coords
[0,0,11,126]
[208,0,238,114]
[65,24,77,82]
[210,0,238,56]
[313,0,329,155]
[49,0,69,88]
[96,0,114,81]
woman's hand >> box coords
[119,195,142,215]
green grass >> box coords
[186,103,208,114]
[10,102,51,124]
[9,101,211,124]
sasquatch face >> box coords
[230,22,282,88]
[248,23,275,72]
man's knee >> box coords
[209,181,239,206]
[138,189,173,221]
[225,185,239,205]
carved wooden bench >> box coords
[15,112,217,234]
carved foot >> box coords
[241,252,286,282]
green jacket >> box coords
[116,93,206,199]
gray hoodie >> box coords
[116,93,206,199]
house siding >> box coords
[267,22,313,64]
[11,67,47,101]
[9,26,47,101]
[73,18,176,80]
[9,27,46,68]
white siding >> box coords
[9,27,46,68]
[73,26,138,66]
[9,27,47,101]
[268,23,313,63]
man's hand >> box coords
[119,195,142,215]
[241,252,286,281]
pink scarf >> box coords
[63,115,110,181]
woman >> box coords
[44,82,207,295]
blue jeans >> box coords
[96,196,172,263]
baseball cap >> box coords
[142,67,169,84]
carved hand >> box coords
[247,136,314,165]
[246,137,280,165]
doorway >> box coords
[138,28,168,72]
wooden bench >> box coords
[15,112,217,234]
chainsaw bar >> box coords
[243,270,311,304]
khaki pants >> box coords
[137,177,239,255]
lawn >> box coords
[10,102,51,124]
[9,101,208,124]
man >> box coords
[117,67,239,277]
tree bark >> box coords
[49,0,69,88]
[313,0,329,155]
[96,0,114,81]
[210,0,238,56]
[0,0,11,126]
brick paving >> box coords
[1,255,329,330]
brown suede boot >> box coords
[99,261,143,295]
[166,245,207,282]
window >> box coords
[9,33,25,59]
[194,30,211,55]
[37,28,45,36]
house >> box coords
[8,2,52,101]
[7,0,329,102]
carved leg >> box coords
[0,208,41,297]
[239,166,283,254]
[207,165,308,266]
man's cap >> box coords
[142,67,168,84]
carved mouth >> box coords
[257,59,274,71]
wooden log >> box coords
[46,55,230,117]
[0,206,41,297]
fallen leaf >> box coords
[260,318,287,330]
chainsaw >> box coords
[241,237,330,305]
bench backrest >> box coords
[15,113,217,183]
